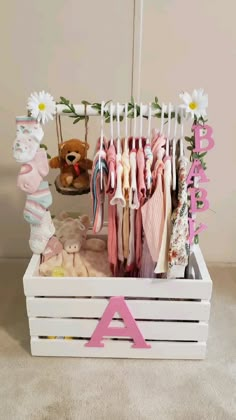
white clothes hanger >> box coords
[124,102,128,151]
[129,103,139,209]
[146,103,153,190]
[132,104,137,149]
[139,102,143,149]
[147,102,152,144]
[172,105,178,191]
[99,100,105,190]
[109,102,115,189]
[110,102,114,146]
[117,102,121,155]
[160,103,165,135]
[110,103,125,207]
[166,102,172,158]
[156,103,166,162]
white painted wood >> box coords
[30,338,207,359]
[26,297,211,321]
[23,246,212,359]
[192,245,212,283]
[57,103,169,117]
[23,247,212,300]
[29,318,208,341]
[24,276,212,299]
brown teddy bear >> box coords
[50,139,93,190]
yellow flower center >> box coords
[189,101,197,110]
[38,102,46,111]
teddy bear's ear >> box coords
[80,141,89,151]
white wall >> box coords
[0,0,235,262]
[0,0,134,258]
[139,0,236,263]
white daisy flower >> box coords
[27,91,56,124]
[179,88,208,119]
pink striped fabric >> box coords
[141,161,165,262]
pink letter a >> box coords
[85,296,151,349]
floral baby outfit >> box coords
[168,156,190,278]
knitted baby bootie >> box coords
[29,211,55,254]
[13,116,44,163]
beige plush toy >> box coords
[39,213,111,277]
[54,213,106,252]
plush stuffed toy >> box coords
[49,139,93,190]
[39,213,110,277]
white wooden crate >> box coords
[23,246,212,359]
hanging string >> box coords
[84,103,88,158]
[56,113,63,155]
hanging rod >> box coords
[56,103,178,117]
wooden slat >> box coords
[24,277,212,299]
[31,338,207,359]
[29,318,209,341]
[23,247,212,300]
[23,276,212,299]
[26,297,211,321]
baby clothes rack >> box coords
[21,94,213,360]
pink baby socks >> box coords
[17,149,49,194]
[29,211,55,254]
[14,117,55,255]
[24,181,53,225]
[13,116,44,163]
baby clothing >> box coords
[155,158,172,273]
[29,210,55,254]
[13,133,40,164]
[16,116,44,142]
[144,143,153,190]
[107,193,118,275]
[110,152,126,207]
[135,146,146,268]
[91,143,108,234]
[24,181,52,225]
[139,237,156,278]
[123,202,130,259]
[13,116,44,163]
[168,156,190,278]
[122,141,130,200]
[106,142,116,194]
[116,203,124,262]
[17,150,49,194]
[121,141,130,261]
[141,160,165,263]
[126,208,136,272]
[129,148,139,210]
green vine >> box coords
[185,115,208,171]
[58,97,86,124]
[186,116,209,244]
[58,96,180,124]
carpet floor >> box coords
[0,259,235,420]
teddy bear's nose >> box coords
[67,155,75,162]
